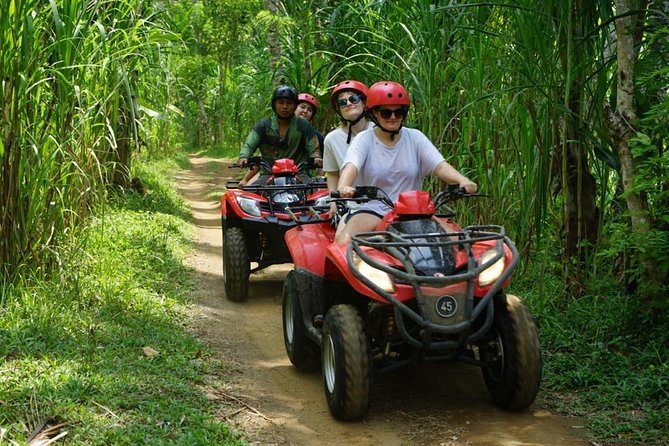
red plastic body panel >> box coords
[220,190,267,218]
[394,191,435,215]
[221,188,328,220]
[285,223,336,276]
[271,158,298,174]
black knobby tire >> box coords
[322,304,371,420]
[223,227,249,302]
[480,293,542,410]
[282,271,320,371]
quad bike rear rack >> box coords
[348,225,519,351]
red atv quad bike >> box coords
[220,156,329,302]
[281,185,542,420]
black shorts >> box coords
[343,209,385,224]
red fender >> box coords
[285,223,336,276]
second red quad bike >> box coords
[221,157,329,302]
[282,185,542,420]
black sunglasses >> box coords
[337,94,362,108]
[378,107,408,119]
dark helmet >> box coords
[366,81,410,110]
[330,80,368,111]
[297,93,319,115]
[271,85,298,112]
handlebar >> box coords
[330,186,382,199]
[330,185,485,208]
[228,156,266,170]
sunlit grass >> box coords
[0,159,244,445]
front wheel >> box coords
[282,271,320,371]
[223,227,249,302]
[322,305,371,420]
[479,293,542,410]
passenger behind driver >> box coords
[237,85,322,186]
[322,80,370,217]
[335,81,477,244]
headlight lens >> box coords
[478,248,505,286]
[237,197,261,217]
[353,253,395,292]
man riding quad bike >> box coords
[281,185,542,420]
[221,156,328,302]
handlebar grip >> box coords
[330,191,341,199]
[445,183,464,193]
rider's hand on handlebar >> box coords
[460,179,478,194]
[338,185,356,198]
[237,157,248,168]
[328,201,338,218]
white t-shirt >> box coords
[342,127,445,215]
[322,121,371,172]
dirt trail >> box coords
[176,155,590,446]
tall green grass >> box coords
[0,0,178,287]
[0,158,244,445]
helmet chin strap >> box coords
[369,114,405,141]
[340,111,365,144]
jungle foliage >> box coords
[174,0,668,302]
[1,0,667,444]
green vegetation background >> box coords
[1,0,668,444]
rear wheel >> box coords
[282,271,320,371]
[480,293,542,410]
[223,227,249,302]
[322,305,370,420]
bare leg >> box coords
[239,167,260,186]
[335,213,382,244]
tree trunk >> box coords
[604,0,659,298]
[263,0,282,76]
[556,0,601,295]
[215,53,227,147]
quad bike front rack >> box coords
[347,225,519,351]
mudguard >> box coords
[284,222,336,276]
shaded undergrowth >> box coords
[517,265,669,445]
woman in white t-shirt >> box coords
[335,81,477,243]
[322,80,370,216]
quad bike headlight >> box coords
[478,248,505,286]
[353,253,395,293]
[236,196,262,217]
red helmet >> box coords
[297,93,318,114]
[330,80,368,110]
[366,81,410,110]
